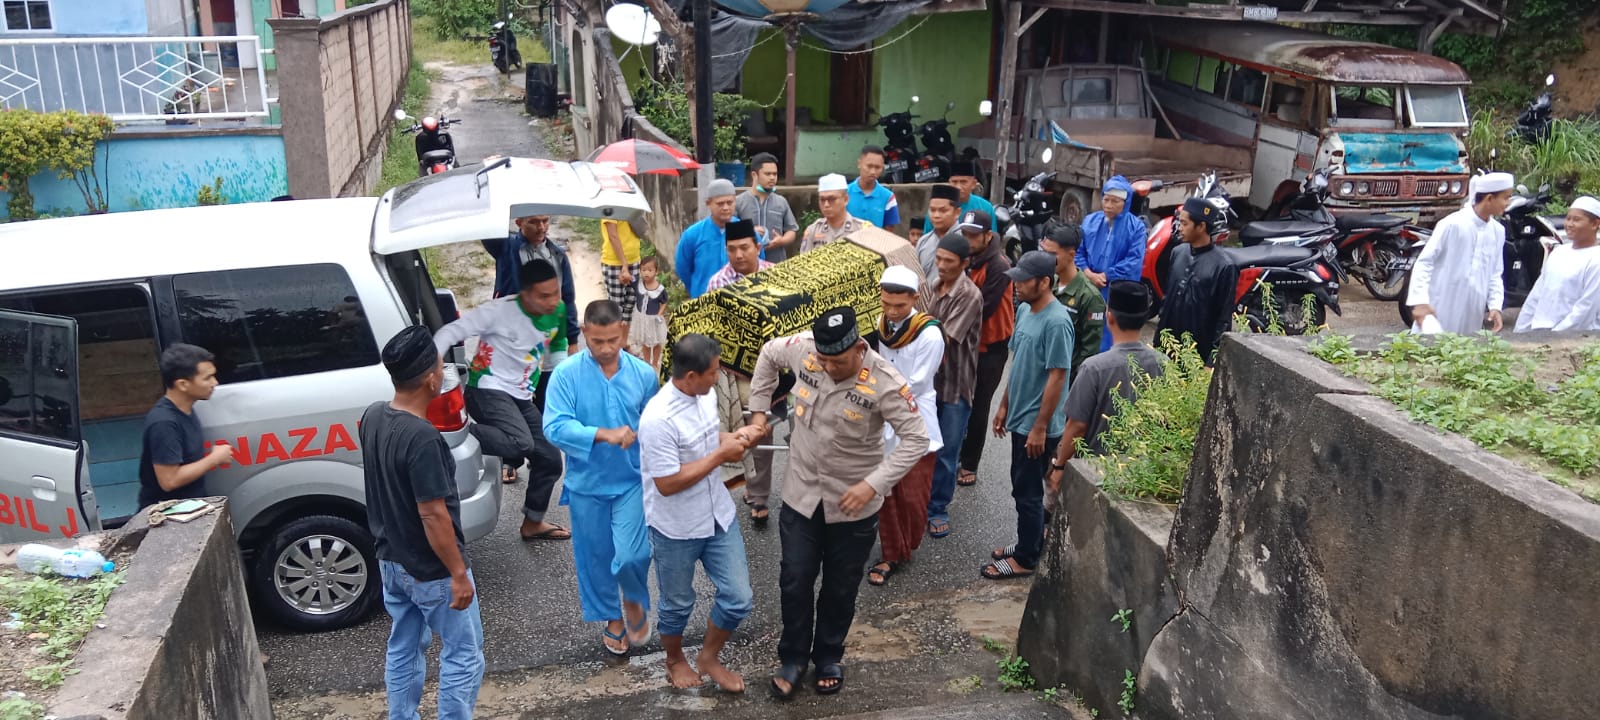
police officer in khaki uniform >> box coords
[747,306,929,699]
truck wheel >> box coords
[1058,188,1092,227]
[253,515,380,632]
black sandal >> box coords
[866,560,899,586]
[770,663,804,700]
[750,504,770,529]
[815,663,844,695]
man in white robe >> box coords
[1515,195,1600,333]
[1410,173,1515,334]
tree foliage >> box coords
[0,109,114,221]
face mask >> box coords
[757,183,773,194]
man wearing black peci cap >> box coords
[746,306,929,699]
[1156,196,1238,366]
[1048,281,1166,493]
[914,184,962,277]
[706,219,774,292]
[922,158,995,234]
[361,326,485,719]
[705,217,778,526]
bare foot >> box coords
[666,656,703,689]
[698,656,745,693]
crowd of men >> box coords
[136,147,1600,719]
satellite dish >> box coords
[606,4,661,46]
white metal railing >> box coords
[0,35,275,122]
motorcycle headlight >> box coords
[1451,181,1464,194]
[1356,182,1371,195]
[1339,181,1355,196]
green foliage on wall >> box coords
[635,79,760,161]
[0,110,115,221]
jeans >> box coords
[650,522,754,637]
[1008,432,1060,569]
[928,398,972,524]
[463,386,562,523]
[568,485,653,622]
[380,561,484,720]
[961,347,1010,473]
[777,504,878,669]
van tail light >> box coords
[428,365,468,432]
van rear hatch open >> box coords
[371,157,653,255]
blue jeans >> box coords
[928,398,972,525]
[380,561,485,720]
[649,521,754,637]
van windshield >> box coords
[1406,85,1468,127]
[1332,86,1397,127]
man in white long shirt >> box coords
[866,265,944,586]
[1409,173,1515,334]
[1516,195,1600,332]
[433,259,571,542]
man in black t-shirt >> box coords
[361,325,483,719]
[138,344,231,509]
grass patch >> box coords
[374,58,435,198]
[1310,333,1600,501]
[1466,110,1600,203]
[411,15,547,67]
[0,569,123,698]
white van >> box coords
[0,159,651,631]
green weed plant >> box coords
[0,570,122,692]
[1310,333,1600,500]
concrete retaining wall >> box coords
[50,501,271,719]
[1020,334,1600,720]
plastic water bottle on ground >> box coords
[14,544,115,578]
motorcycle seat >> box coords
[420,150,454,162]
[1334,213,1407,232]
[1226,244,1317,268]
[1239,220,1330,245]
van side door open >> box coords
[0,309,100,541]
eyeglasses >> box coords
[818,195,845,204]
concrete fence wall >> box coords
[270,0,411,199]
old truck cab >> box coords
[1146,20,1472,224]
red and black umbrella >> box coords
[586,139,700,176]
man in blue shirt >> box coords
[481,215,580,349]
[675,179,739,298]
[1078,175,1148,351]
[984,251,1072,580]
[923,158,995,233]
[847,146,901,233]
[544,300,661,656]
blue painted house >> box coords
[0,0,340,217]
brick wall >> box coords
[270,0,412,199]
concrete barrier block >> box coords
[50,501,271,720]
[1019,461,1178,717]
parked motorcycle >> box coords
[912,101,957,183]
[1139,171,1342,335]
[1514,73,1556,145]
[875,96,921,185]
[395,109,461,176]
[1395,181,1565,327]
[996,149,1059,263]
[489,18,523,76]
[1247,166,1419,301]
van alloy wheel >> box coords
[274,533,368,615]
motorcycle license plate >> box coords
[887,160,907,173]
[914,167,940,182]
[1388,257,1415,271]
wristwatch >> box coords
[1049,459,1064,470]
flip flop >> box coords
[815,663,844,695]
[501,465,519,484]
[521,524,572,541]
[957,469,978,487]
[866,560,899,586]
[624,606,651,646]
[602,626,629,656]
[981,558,1035,580]
[750,504,769,529]
[770,663,805,700]
[927,519,951,539]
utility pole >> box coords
[693,0,716,217]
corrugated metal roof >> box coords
[1153,20,1472,85]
